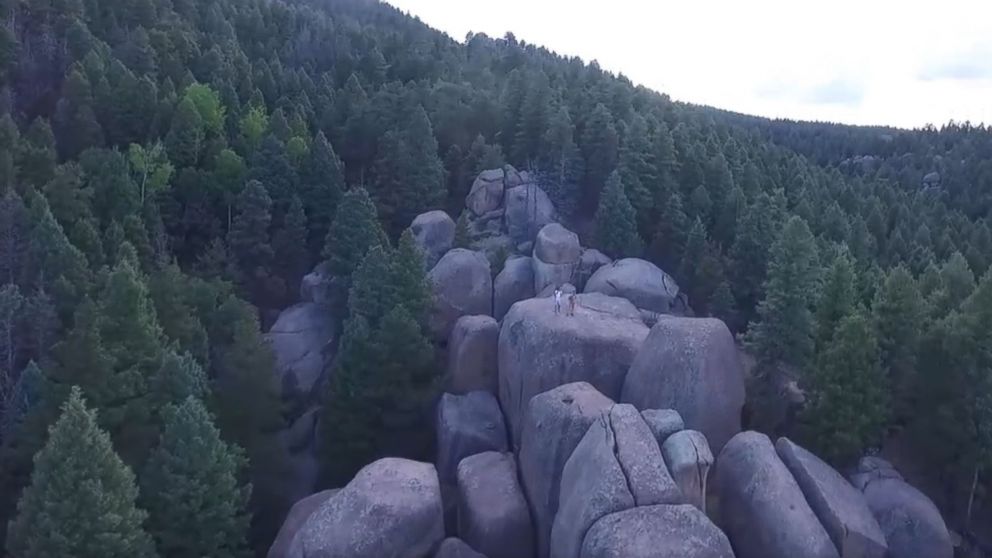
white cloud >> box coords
[385,0,992,128]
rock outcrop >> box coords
[583,258,679,314]
[467,169,506,216]
[550,404,681,558]
[289,458,444,558]
[532,223,581,294]
[428,249,492,341]
[265,302,335,404]
[300,261,334,304]
[435,538,488,558]
[852,461,952,558]
[662,430,713,512]
[574,249,611,291]
[621,317,744,452]
[435,392,508,486]
[714,432,838,558]
[411,210,456,269]
[447,315,499,395]
[268,489,339,558]
[641,409,684,445]
[580,505,735,558]
[777,438,887,558]
[456,452,534,558]
[493,256,535,320]
[498,294,648,443]
[518,382,614,558]
[505,183,556,245]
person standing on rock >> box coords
[554,287,562,315]
[567,292,577,316]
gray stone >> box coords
[265,303,335,402]
[504,164,525,188]
[411,210,456,269]
[436,392,508,486]
[300,261,333,304]
[429,249,492,341]
[435,538,487,558]
[621,317,744,452]
[533,257,577,296]
[551,404,681,558]
[467,169,505,216]
[661,430,713,512]
[776,438,887,558]
[575,249,611,291]
[505,184,556,245]
[518,382,615,558]
[268,489,339,558]
[447,315,499,395]
[493,256,535,321]
[291,458,443,558]
[285,407,320,452]
[534,223,581,264]
[580,504,735,558]
[641,409,684,445]
[860,477,952,558]
[498,294,649,443]
[849,456,903,491]
[714,431,838,558]
[457,452,534,558]
[584,258,680,314]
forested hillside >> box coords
[1,0,992,554]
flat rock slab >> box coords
[776,438,887,558]
[518,382,615,558]
[498,294,648,444]
[622,317,744,452]
[714,432,838,558]
[457,452,534,558]
[291,458,443,558]
[580,504,735,558]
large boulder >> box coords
[580,504,735,558]
[447,316,499,395]
[467,169,505,216]
[584,258,679,314]
[290,458,444,558]
[857,475,952,558]
[621,317,744,452]
[265,303,335,403]
[269,489,339,558]
[641,409,684,445]
[533,257,577,296]
[551,404,681,558]
[498,294,649,443]
[435,392,508,486]
[574,249,611,291]
[411,210,456,269]
[435,538,487,558]
[534,223,581,264]
[661,430,714,512]
[429,249,492,341]
[457,452,534,558]
[493,256,535,320]
[849,456,904,491]
[300,262,333,304]
[714,432,838,558]
[505,184,556,244]
[518,382,614,558]
[776,438,886,558]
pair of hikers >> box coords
[554,287,577,316]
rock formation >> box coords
[447,315,499,395]
[580,505,734,558]
[493,255,535,320]
[411,210,456,269]
[583,258,680,314]
[428,248,492,341]
[661,430,713,512]
[436,391,508,486]
[457,451,534,558]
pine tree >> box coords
[617,114,656,233]
[272,195,310,301]
[594,171,642,258]
[581,103,619,210]
[731,192,783,326]
[814,251,857,349]
[6,387,155,558]
[17,119,56,190]
[801,312,890,465]
[648,191,688,274]
[392,230,432,323]
[165,97,204,168]
[141,397,250,558]
[453,211,471,249]
[873,265,924,417]
[250,135,297,206]
[323,187,387,278]
[150,350,208,411]
[541,106,582,219]
[932,251,976,316]
[227,180,274,300]
[302,131,344,253]
[512,71,552,165]
[348,244,397,327]
[746,216,820,372]
[710,280,739,332]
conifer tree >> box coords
[302,131,344,253]
[453,212,471,249]
[801,312,890,465]
[932,251,976,316]
[250,135,296,206]
[814,251,857,349]
[6,387,155,558]
[541,106,582,219]
[594,171,642,259]
[227,180,274,300]
[166,97,204,168]
[272,195,309,300]
[323,187,387,278]
[873,265,924,415]
[392,230,432,323]
[746,216,820,372]
[710,280,739,331]
[648,191,688,274]
[617,114,656,232]
[141,397,250,558]
[150,350,208,411]
[348,244,396,327]
[581,103,619,210]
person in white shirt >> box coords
[553,287,562,315]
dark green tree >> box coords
[272,195,310,301]
[540,106,582,219]
[581,103,619,210]
[453,212,471,249]
[302,131,344,253]
[323,187,387,278]
[814,251,857,349]
[872,265,924,418]
[6,387,156,558]
[165,97,204,168]
[594,171,642,258]
[141,396,250,558]
[227,180,275,301]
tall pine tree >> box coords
[594,171,642,259]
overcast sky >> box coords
[385,0,992,129]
